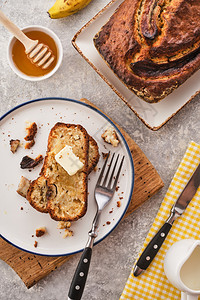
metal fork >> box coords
[68,152,125,300]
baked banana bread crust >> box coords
[88,136,100,174]
[94,0,200,103]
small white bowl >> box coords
[7,25,63,81]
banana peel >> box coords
[48,0,93,19]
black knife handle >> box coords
[135,222,172,272]
[68,247,92,300]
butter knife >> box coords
[134,163,200,277]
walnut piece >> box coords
[10,139,20,153]
[20,155,43,169]
[17,176,31,198]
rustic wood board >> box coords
[0,98,164,288]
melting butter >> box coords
[55,145,84,176]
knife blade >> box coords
[133,163,200,277]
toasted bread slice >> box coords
[27,123,89,221]
[27,123,99,221]
[27,136,99,215]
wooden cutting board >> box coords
[0,98,164,288]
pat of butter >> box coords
[55,145,84,176]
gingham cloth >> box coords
[120,141,200,300]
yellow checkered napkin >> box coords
[120,141,200,300]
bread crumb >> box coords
[57,221,71,229]
[102,152,109,159]
[36,227,46,237]
[102,128,119,147]
[58,222,73,238]
[10,139,20,153]
[25,140,35,149]
[24,122,37,149]
[25,122,37,141]
[34,241,38,248]
[117,201,121,207]
[106,221,111,225]
[93,166,98,172]
[63,229,73,238]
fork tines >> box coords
[97,152,125,190]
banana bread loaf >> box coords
[94,0,200,103]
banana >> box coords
[48,0,93,19]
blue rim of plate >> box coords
[0,97,134,256]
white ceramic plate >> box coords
[72,0,200,130]
[0,98,134,256]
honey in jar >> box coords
[12,30,58,77]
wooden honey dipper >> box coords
[0,10,55,69]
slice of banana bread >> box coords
[27,123,88,221]
[27,123,99,221]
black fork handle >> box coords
[68,247,92,300]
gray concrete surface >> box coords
[0,1,200,299]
